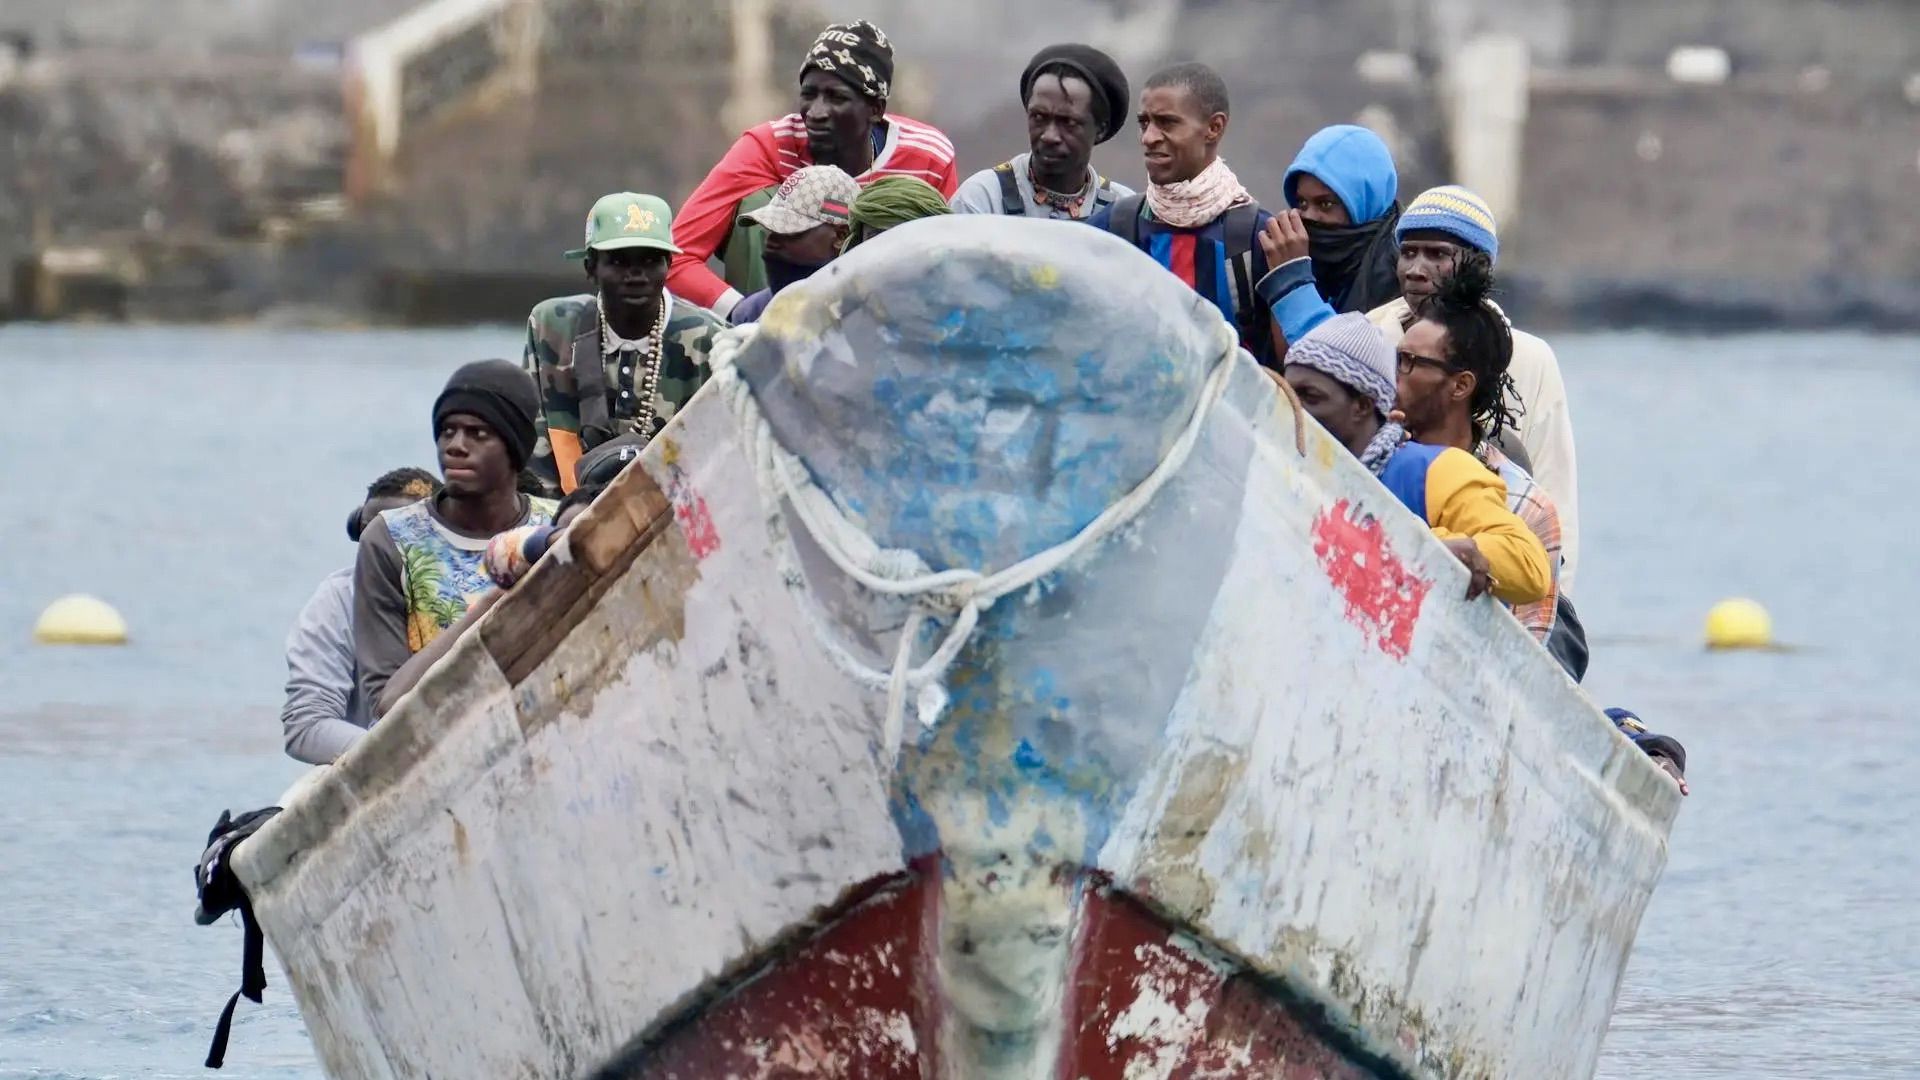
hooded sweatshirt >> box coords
[1258,126,1404,344]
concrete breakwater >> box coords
[0,47,351,322]
[2,0,1916,330]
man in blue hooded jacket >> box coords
[1255,124,1403,346]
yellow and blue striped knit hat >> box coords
[1397,185,1499,262]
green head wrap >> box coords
[841,176,952,252]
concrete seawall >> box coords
[0,50,349,320]
[1511,72,1920,330]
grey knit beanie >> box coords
[1285,312,1398,416]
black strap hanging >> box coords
[205,894,267,1068]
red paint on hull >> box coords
[610,866,942,1079]
[1311,499,1429,660]
[665,466,723,560]
[1062,884,1378,1079]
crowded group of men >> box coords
[277,19,1685,792]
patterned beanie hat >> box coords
[1286,312,1398,416]
[801,20,893,103]
[1397,185,1499,262]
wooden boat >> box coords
[234,217,1678,1079]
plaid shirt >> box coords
[1481,445,1562,640]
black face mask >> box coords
[1303,204,1404,315]
[762,252,830,295]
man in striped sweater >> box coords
[668,19,959,321]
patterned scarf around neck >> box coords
[1146,158,1252,229]
[1359,421,1407,476]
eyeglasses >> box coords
[1396,350,1463,376]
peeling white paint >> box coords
[1106,945,1214,1079]
[234,399,908,1080]
[865,1007,919,1057]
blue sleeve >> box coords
[522,524,559,565]
[1087,206,1112,230]
[729,289,773,326]
[1255,256,1336,344]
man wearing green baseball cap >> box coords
[522,192,728,493]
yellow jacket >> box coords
[1381,443,1553,605]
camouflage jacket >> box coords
[521,292,725,491]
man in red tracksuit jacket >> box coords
[669,19,960,321]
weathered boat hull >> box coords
[235,218,1677,1079]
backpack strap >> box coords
[1489,428,1534,474]
[1220,203,1273,359]
[1545,594,1590,682]
[571,299,613,449]
[993,161,1025,217]
[1090,174,1118,215]
[1221,203,1261,260]
[1105,193,1146,247]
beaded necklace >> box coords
[1029,160,1095,217]
[599,293,670,438]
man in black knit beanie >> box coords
[351,360,558,715]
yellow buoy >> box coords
[1705,597,1772,650]
[33,594,129,646]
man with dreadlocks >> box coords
[669,19,959,321]
[951,43,1134,221]
[522,192,726,494]
[1282,307,1550,606]
[280,467,437,764]
[1394,258,1567,643]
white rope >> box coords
[707,321,1238,760]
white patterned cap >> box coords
[741,166,861,235]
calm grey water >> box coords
[1,325,1915,1078]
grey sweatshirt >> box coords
[279,568,371,764]
[950,153,1133,219]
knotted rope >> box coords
[707,320,1242,759]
